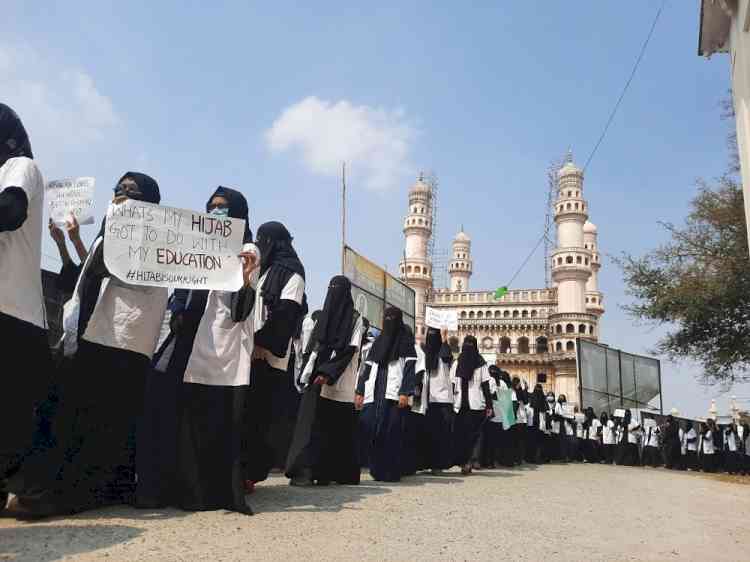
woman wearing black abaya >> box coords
[615,409,640,466]
[355,307,416,482]
[175,187,257,514]
[286,275,366,486]
[528,384,548,464]
[0,104,51,510]
[450,336,493,475]
[135,187,257,514]
[9,172,168,518]
[245,222,306,486]
[423,327,455,474]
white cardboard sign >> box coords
[562,404,576,419]
[613,408,626,418]
[103,199,245,291]
[425,307,458,331]
[47,177,96,226]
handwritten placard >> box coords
[562,403,576,419]
[613,408,626,418]
[425,307,458,331]
[47,177,95,226]
[103,199,245,290]
[574,413,585,423]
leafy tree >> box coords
[618,99,749,384]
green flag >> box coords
[494,286,508,299]
[493,386,516,428]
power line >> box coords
[506,3,666,290]
[583,0,667,172]
[505,231,547,289]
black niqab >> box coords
[207,186,253,243]
[422,327,442,372]
[368,307,415,363]
[256,221,305,278]
[312,275,354,355]
[255,221,305,313]
[455,335,485,380]
[0,104,32,167]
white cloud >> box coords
[266,96,417,191]
[0,43,119,166]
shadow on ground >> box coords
[0,524,143,562]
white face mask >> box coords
[210,206,230,217]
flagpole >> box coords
[341,161,346,274]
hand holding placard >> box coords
[425,307,458,331]
[103,199,246,291]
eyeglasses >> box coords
[115,182,143,198]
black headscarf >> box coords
[500,369,512,388]
[256,221,306,310]
[422,326,442,372]
[114,171,161,204]
[207,186,252,243]
[312,275,354,356]
[531,384,547,411]
[455,335,485,380]
[368,306,415,364]
[0,104,33,167]
[488,365,502,385]
[97,172,161,239]
[256,221,304,278]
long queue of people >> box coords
[1,103,748,523]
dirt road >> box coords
[1,464,748,561]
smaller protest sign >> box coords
[613,408,626,418]
[562,403,575,419]
[425,307,458,331]
[103,199,246,291]
[574,413,585,423]
[47,177,95,226]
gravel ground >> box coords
[1,464,748,562]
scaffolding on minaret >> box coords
[544,154,566,288]
[425,171,450,291]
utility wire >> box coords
[583,0,667,172]
[503,2,667,289]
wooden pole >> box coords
[341,162,346,274]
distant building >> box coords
[399,153,605,403]
[698,0,750,252]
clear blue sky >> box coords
[3,0,746,417]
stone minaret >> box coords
[448,228,472,292]
[549,151,596,354]
[400,174,433,340]
[584,220,604,334]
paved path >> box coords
[2,464,748,561]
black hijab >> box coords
[455,335,485,380]
[531,384,547,411]
[422,326,442,372]
[500,369,512,388]
[207,186,253,243]
[0,104,32,167]
[488,365,502,385]
[98,172,161,238]
[256,221,305,311]
[256,221,304,278]
[312,275,355,355]
[368,306,415,364]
